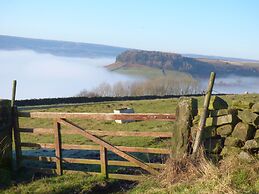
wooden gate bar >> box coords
[58,118,158,175]
[19,127,173,137]
[18,112,176,121]
[22,155,164,169]
[53,119,63,175]
[20,142,171,154]
[100,145,108,178]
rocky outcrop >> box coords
[108,50,259,78]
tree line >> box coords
[77,76,201,97]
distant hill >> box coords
[182,53,259,63]
[1,35,259,78]
[0,35,127,58]
[107,50,259,78]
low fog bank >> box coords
[0,50,138,99]
[200,75,259,94]
[1,50,258,99]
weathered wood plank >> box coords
[53,120,62,175]
[59,118,158,175]
[19,128,53,134]
[108,160,165,169]
[100,146,108,178]
[13,107,22,169]
[22,155,164,169]
[88,130,172,137]
[62,158,101,165]
[20,142,171,154]
[22,155,165,169]
[193,72,216,155]
[11,80,17,107]
[22,155,101,165]
[115,146,170,154]
[18,111,176,121]
[19,127,172,137]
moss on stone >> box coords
[220,146,241,157]
[224,136,244,147]
[206,114,238,127]
[232,122,256,141]
[210,108,238,117]
[232,100,254,109]
[238,109,259,126]
[242,138,259,150]
[217,124,233,137]
[251,102,259,113]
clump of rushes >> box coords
[130,150,259,194]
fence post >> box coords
[11,80,22,169]
[171,97,197,158]
[0,100,12,170]
[13,107,22,169]
[54,119,63,175]
[11,80,17,108]
[100,145,108,178]
[192,72,216,155]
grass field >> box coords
[19,94,259,147]
[1,94,259,193]
[108,64,191,79]
[19,98,178,148]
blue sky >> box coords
[1,0,259,59]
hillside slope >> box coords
[107,50,259,78]
[0,35,127,58]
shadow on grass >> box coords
[1,167,137,194]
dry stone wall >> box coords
[192,97,258,161]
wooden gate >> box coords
[13,110,176,181]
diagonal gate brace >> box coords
[58,118,158,175]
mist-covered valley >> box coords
[0,50,258,99]
[212,75,259,94]
[0,50,137,99]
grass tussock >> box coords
[158,154,206,185]
[129,151,259,194]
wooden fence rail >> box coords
[15,110,176,181]
[20,142,171,154]
[19,127,173,137]
[18,112,176,121]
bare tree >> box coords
[77,75,201,97]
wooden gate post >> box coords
[0,100,12,170]
[192,72,216,155]
[13,107,22,169]
[11,80,22,169]
[171,97,197,158]
[54,119,63,175]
